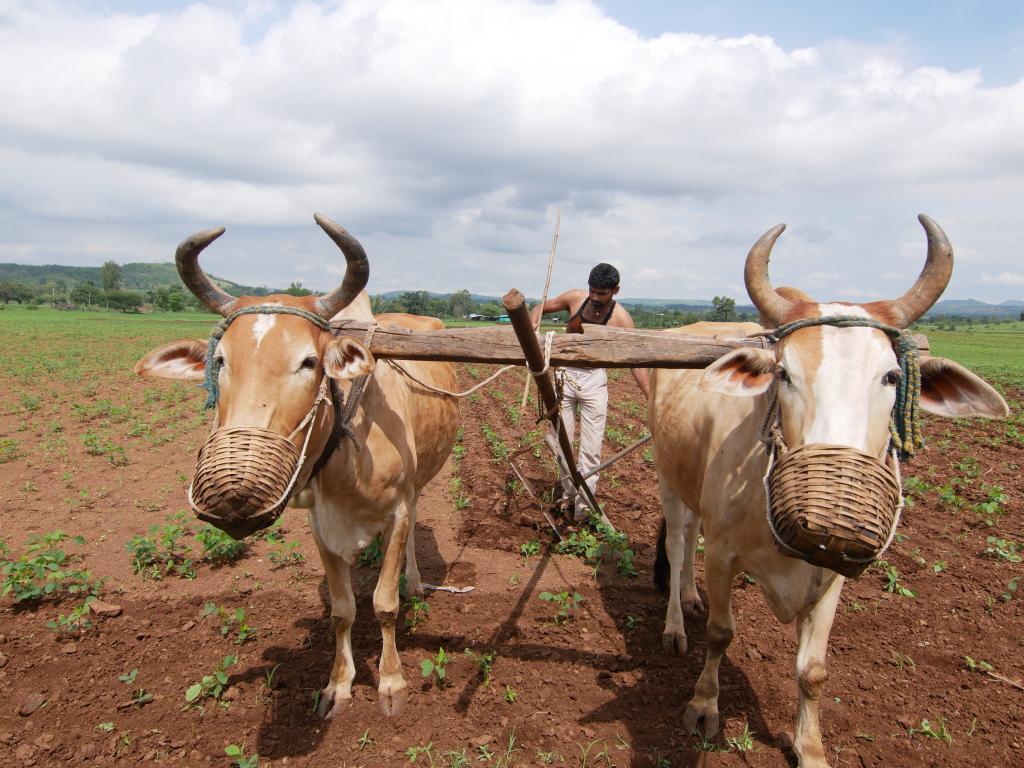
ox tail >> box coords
[653,518,669,593]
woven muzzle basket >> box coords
[190,427,299,538]
[767,443,901,578]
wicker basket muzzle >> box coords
[190,427,299,539]
[767,443,901,578]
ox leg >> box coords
[374,499,413,717]
[792,576,843,768]
[404,493,423,597]
[313,545,356,720]
[659,480,702,656]
[683,550,737,738]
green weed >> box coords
[538,590,584,625]
[420,647,451,689]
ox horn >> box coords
[175,227,237,317]
[743,223,793,328]
[878,214,953,328]
[312,213,370,319]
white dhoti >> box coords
[543,367,608,520]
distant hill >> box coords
[0,262,275,296]
[926,299,1023,318]
[2,263,1020,316]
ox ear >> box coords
[918,357,1009,419]
[699,348,776,396]
[324,337,376,381]
[134,339,207,380]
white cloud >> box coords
[981,272,1024,285]
[0,0,1021,302]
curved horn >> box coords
[743,223,793,327]
[879,214,953,328]
[312,213,370,319]
[175,227,237,317]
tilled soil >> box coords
[1,361,1022,768]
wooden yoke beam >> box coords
[329,319,929,368]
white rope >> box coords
[528,331,556,376]
[386,359,517,397]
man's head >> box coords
[588,263,620,309]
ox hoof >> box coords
[661,629,688,656]
[683,699,720,738]
[377,681,409,717]
[316,687,351,720]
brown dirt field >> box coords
[1,355,1022,768]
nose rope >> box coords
[763,315,924,459]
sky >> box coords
[1,0,1023,303]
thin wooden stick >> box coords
[517,209,560,420]
[986,670,1024,691]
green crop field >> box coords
[920,321,1024,389]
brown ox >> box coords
[650,215,1008,767]
[135,214,458,718]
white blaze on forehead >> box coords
[252,314,276,347]
[803,303,896,452]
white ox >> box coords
[135,214,458,718]
[649,216,1008,767]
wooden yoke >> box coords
[502,289,605,526]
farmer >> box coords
[530,263,650,521]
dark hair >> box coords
[588,263,620,290]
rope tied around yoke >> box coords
[766,315,924,459]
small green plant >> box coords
[463,648,495,686]
[445,748,470,768]
[964,655,994,672]
[889,651,916,671]
[267,539,305,567]
[538,590,584,625]
[519,539,541,559]
[225,743,259,768]
[118,668,139,685]
[405,595,430,630]
[725,722,755,752]
[125,513,196,580]
[974,484,1008,524]
[96,721,115,732]
[357,729,376,751]
[46,596,97,635]
[404,741,436,764]
[185,654,237,704]
[913,718,952,745]
[358,535,383,568]
[555,517,637,577]
[984,536,1022,563]
[1002,575,1019,602]
[504,685,518,704]
[420,647,450,689]
[0,438,20,463]
[877,560,916,597]
[481,424,509,463]
[196,525,248,564]
[1,531,101,603]
[203,602,256,644]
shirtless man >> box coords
[530,263,650,521]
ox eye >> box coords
[777,368,790,385]
[882,369,901,387]
[300,355,318,371]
